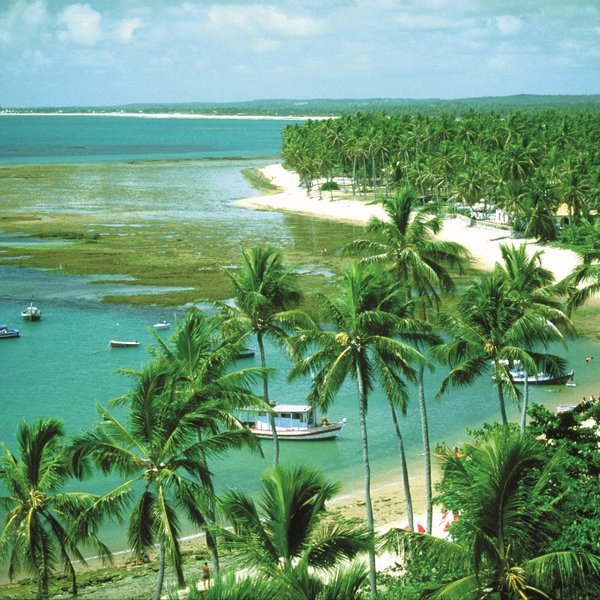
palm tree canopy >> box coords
[218,464,370,574]
[219,246,311,339]
[380,427,600,599]
[343,188,470,311]
[0,418,111,596]
[289,264,430,413]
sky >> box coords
[1,0,599,107]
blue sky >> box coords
[1,0,599,107]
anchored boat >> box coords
[239,404,346,441]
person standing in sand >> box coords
[202,561,210,589]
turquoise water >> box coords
[0,115,596,552]
[0,114,295,164]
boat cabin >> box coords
[239,404,317,431]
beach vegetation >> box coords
[281,108,600,245]
[149,308,269,577]
[433,270,570,426]
[342,186,469,533]
[69,350,263,600]
[216,464,370,597]
[0,418,112,600]
[288,263,428,599]
[380,426,600,599]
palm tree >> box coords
[0,418,111,599]
[433,273,567,427]
[494,244,573,432]
[217,464,370,598]
[216,246,313,466]
[288,264,427,600]
[561,246,600,315]
[380,427,600,599]
[150,308,268,576]
[70,360,260,600]
[343,187,469,533]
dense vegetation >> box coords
[281,108,600,244]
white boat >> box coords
[110,340,140,348]
[556,404,577,413]
[238,404,346,441]
[21,303,42,321]
[153,320,170,329]
[509,368,574,386]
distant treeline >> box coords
[280,107,600,244]
[3,94,600,117]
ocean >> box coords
[0,114,595,551]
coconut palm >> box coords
[217,464,370,597]
[216,246,313,466]
[433,273,568,427]
[150,308,268,576]
[70,360,260,600]
[561,246,600,315]
[288,263,427,600]
[0,418,111,599]
[343,187,469,533]
[380,427,600,599]
[494,244,573,432]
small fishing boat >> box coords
[509,368,574,386]
[0,324,20,339]
[153,320,170,329]
[21,303,42,321]
[236,347,255,359]
[556,404,577,413]
[238,404,346,441]
[110,340,140,348]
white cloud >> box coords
[0,0,49,44]
[58,3,103,46]
[252,37,281,54]
[113,18,143,43]
[495,15,522,36]
[487,53,509,71]
[394,12,473,30]
[205,5,324,37]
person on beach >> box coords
[202,562,210,589]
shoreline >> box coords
[237,163,581,282]
[0,112,329,121]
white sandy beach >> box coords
[237,163,581,282]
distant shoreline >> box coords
[0,111,330,121]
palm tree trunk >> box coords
[155,544,165,600]
[206,528,220,578]
[356,362,377,600]
[417,365,433,534]
[497,381,509,426]
[388,399,414,531]
[520,375,529,434]
[257,332,279,465]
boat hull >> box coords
[110,340,140,348]
[0,331,20,339]
[510,369,574,385]
[250,422,345,441]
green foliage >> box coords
[320,181,340,191]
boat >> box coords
[556,404,577,413]
[238,404,346,441]
[109,340,140,348]
[236,347,255,359]
[509,368,574,386]
[0,325,20,339]
[153,320,170,329]
[21,303,42,321]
